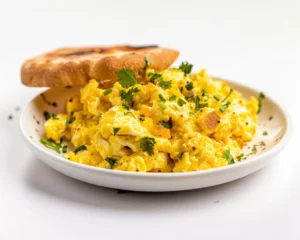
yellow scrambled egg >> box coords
[44,68,258,172]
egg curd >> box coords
[43,67,258,172]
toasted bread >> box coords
[21,45,179,88]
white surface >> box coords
[0,0,299,239]
[20,79,291,192]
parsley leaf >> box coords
[177,98,186,106]
[263,131,268,136]
[65,117,75,127]
[140,137,156,155]
[179,62,193,75]
[105,157,117,169]
[159,94,166,102]
[138,56,151,74]
[74,145,87,154]
[62,145,68,153]
[113,127,121,135]
[185,82,194,91]
[158,118,173,129]
[43,111,58,121]
[201,89,207,97]
[104,89,112,96]
[194,96,208,113]
[122,103,130,110]
[257,92,266,114]
[223,150,234,165]
[178,152,185,158]
[148,71,162,83]
[158,79,172,90]
[116,69,137,88]
[40,138,61,154]
[219,102,231,113]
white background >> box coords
[0,0,299,239]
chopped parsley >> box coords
[140,137,156,155]
[169,95,176,101]
[194,96,208,113]
[120,87,140,103]
[223,150,234,164]
[185,93,194,100]
[177,98,186,106]
[257,92,265,114]
[122,103,130,110]
[104,88,112,95]
[74,145,87,154]
[105,157,117,169]
[214,95,220,101]
[113,127,121,135]
[116,69,137,88]
[158,79,172,90]
[159,94,166,102]
[66,117,75,127]
[158,103,166,110]
[178,152,185,158]
[185,82,194,91]
[158,118,173,129]
[43,111,59,120]
[263,131,268,136]
[62,145,68,153]
[180,86,184,93]
[201,89,207,97]
[40,138,61,154]
[148,71,163,83]
[179,62,193,75]
[237,153,246,161]
[138,56,151,74]
[221,88,233,103]
[219,102,231,113]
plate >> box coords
[20,78,292,192]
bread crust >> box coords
[21,45,179,88]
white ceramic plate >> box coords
[20,78,292,192]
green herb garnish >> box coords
[138,56,151,74]
[40,138,61,154]
[40,93,57,107]
[263,131,268,136]
[178,152,185,158]
[62,145,68,153]
[219,102,231,113]
[105,157,117,169]
[140,137,156,155]
[179,62,193,75]
[158,79,172,90]
[113,127,121,135]
[122,103,130,110]
[185,82,194,91]
[194,96,208,113]
[158,118,173,129]
[221,88,233,103]
[43,111,59,121]
[214,95,220,101]
[104,89,112,96]
[158,103,166,110]
[201,89,207,97]
[74,145,87,154]
[223,150,234,164]
[237,153,246,161]
[66,117,75,127]
[116,69,137,88]
[257,92,265,114]
[148,71,162,83]
[185,93,194,100]
[159,94,166,102]
[177,98,186,106]
[169,95,176,101]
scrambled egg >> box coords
[44,68,258,172]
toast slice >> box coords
[21,45,179,88]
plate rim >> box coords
[20,77,293,178]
